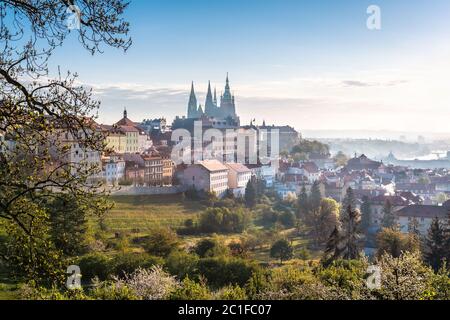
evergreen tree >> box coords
[309,181,322,212]
[297,185,309,219]
[49,195,89,256]
[322,226,342,266]
[244,179,257,208]
[382,199,397,228]
[340,187,356,226]
[360,195,372,234]
[340,206,362,260]
[408,217,421,237]
[425,218,447,271]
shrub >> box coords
[215,285,247,300]
[143,227,179,257]
[165,250,199,280]
[199,207,249,234]
[114,266,179,300]
[194,238,228,258]
[197,257,258,288]
[170,277,212,300]
[112,253,164,278]
[78,253,113,281]
[89,280,139,300]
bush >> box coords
[165,250,199,279]
[115,266,179,300]
[215,285,247,300]
[197,257,258,288]
[199,207,249,234]
[112,253,164,278]
[89,280,139,300]
[143,227,179,257]
[170,277,212,300]
[279,211,296,228]
[78,253,113,281]
[194,238,228,258]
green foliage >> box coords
[48,195,89,256]
[381,199,397,228]
[290,140,330,159]
[333,151,349,167]
[270,239,294,264]
[376,227,420,258]
[194,238,229,258]
[360,196,372,234]
[165,250,199,280]
[316,259,368,299]
[425,218,447,271]
[377,251,434,300]
[170,277,212,300]
[0,199,66,287]
[340,187,356,225]
[297,186,309,219]
[245,179,257,208]
[199,207,249,234]
[279,211,296,228]
[143,227,179,257]
[215,284,247,300]
[309,181,323,212]
[197,257,258,288]
[77,253,113,281]
[89,281,138,300]
[111,253,164,278]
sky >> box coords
[49,0,450,137]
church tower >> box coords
[220,73,237,120]
[204,81,216,117]
[187,81,198,118]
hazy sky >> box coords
[49,0,450,134]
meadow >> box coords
[104,194,204,233]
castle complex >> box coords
[187,74,240,126]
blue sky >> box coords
[50,0,450,135]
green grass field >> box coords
[104,194,205,234]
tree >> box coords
[381,199,397,228]
[309,181,322,212]
[307,198,339,247]
[270,239,294,264]
[0,0,130,285]
[377,251,434,300]
[144,228,179,257]
[340,187,356,226]
[322,226,342,266]
[199,207,249,234]
[244,179,257,208]
[297,186,309,219]
[333,151,349,167]
[408,217,421,237]
[360,196,372,235]
[425,218,447,271]
[340,206,362,260]
[376,227,420,258]
[48,194,107,256]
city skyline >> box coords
[47,0,450,134]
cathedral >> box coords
[187,74,240,125]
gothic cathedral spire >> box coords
[187,81,198,118]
